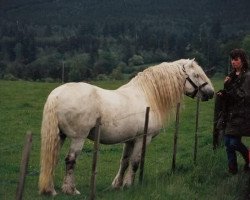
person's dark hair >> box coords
[230,48,249,71]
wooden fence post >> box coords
[89,117,101,200]
[172,103,181,172]
[139,107,150,184]
[16,131,33,200]
[193,97,200,164]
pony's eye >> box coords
[194,74,199,78]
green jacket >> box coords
[224,70,250,136]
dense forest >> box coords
[1,0,250,81]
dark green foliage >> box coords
[0,0,250,81]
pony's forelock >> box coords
[191,60,213,87]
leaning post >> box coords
[193,97,200,164]
[172,103,181,172]
[16,131,33,200]
[139,107,150,184]
[89,117,101,200]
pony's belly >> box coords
[87,122,162,145]
[88,127,140,145]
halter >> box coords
[182,65,208,98]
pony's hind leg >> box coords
[123,137,152,188]
[61,138,85,195]
[112,141,134,189]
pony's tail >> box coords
[39,96,61,195]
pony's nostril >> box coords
[208,91,215,99]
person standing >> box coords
[215,48,250,174]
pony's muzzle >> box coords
[200,89,214,101]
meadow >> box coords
[1,77,250,200]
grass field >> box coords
[1,78,250,200]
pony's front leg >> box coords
[123,137,152,187]
[62,138,84,195]
[112,141,134,189]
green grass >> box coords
[0,79,250,200]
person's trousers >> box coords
[224,134,249,167]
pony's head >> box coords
[181,59,214,101]
[127,59,214,123]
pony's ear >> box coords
[189,58,195,67]
[186,59,194,67]
[184,58,195,68]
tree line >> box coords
[0,19,250,82]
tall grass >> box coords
[0,78,249,200]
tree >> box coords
[128,55,144,66]
[0,62,7,78]
[93,50,119,75]
[242,35,250,56]
[121,37,134,64]
[44,25,52,37]
[14,24,37,64]
[68,54,90,81]
[210,20,222,39]
[2,36,16,61]
[111,66,123,80]
[6,61,25,79]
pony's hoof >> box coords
[40,189,57,196]
[123,179,133,188]
[74,189,81,195]
[62,185,80,195]
[51,190,57,196]
[111,179,122,189]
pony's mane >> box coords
[125,60,187,124]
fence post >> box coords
[172,103,181,172]
[89,117,101,200]
[139,107,150,184]
[193,97,200,164]
[16,131,33,200]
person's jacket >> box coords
[223,69,250,136]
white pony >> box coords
[39,59,214,195]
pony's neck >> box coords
[128,62,186,123]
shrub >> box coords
[96,74,109,81]
[3,73,18,81]
[128,55,144,66]
[111,66,123,80]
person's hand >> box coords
[217,91,223,96]
[216,89,226,97]
[224,76,231,83]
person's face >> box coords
[231,57,242,71]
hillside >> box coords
[1,0,250,34]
